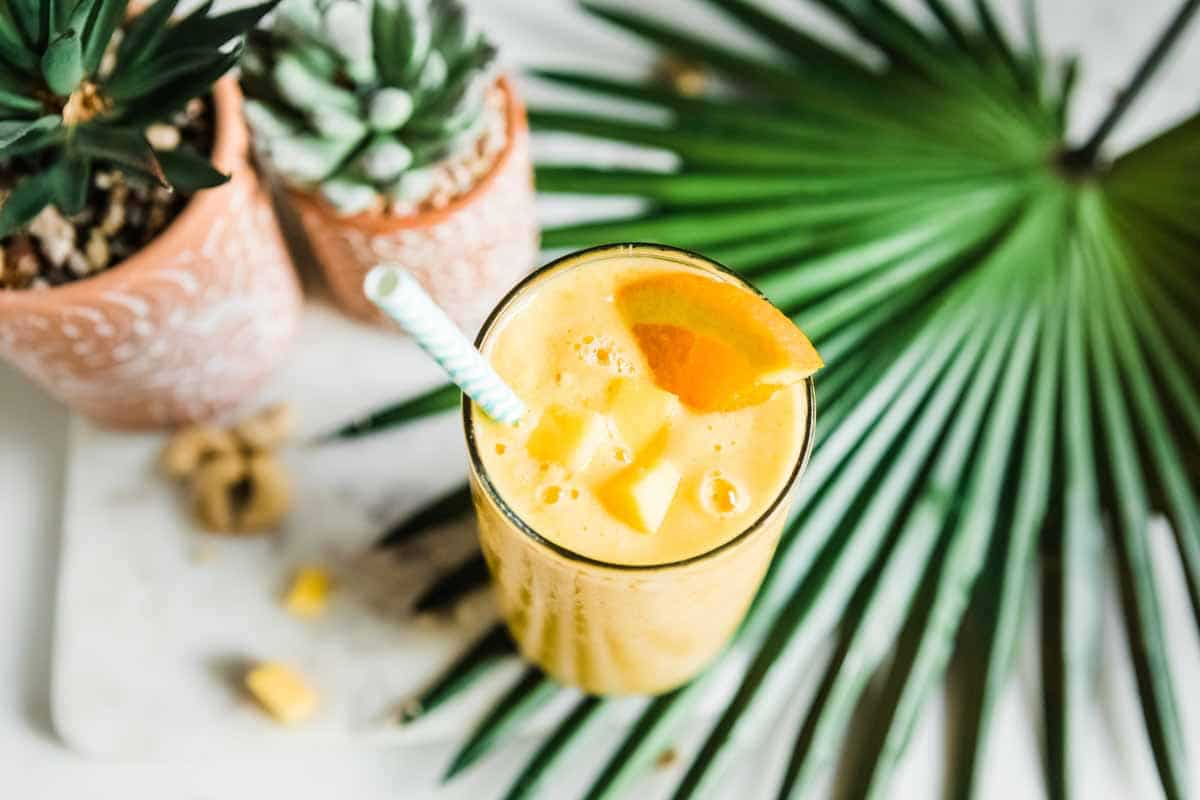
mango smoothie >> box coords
[465,244,820,694]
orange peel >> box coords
[616,271,822,412]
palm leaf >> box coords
[329,2,1200,796]
[443,667,558,780]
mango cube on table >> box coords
[526,404,607,472]
[600,458,682,534]
[284,566,332,618]
[245,662,317,725]
[606,377,681,454]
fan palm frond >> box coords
[324,1,1200,797]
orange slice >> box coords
[616,272,822,412]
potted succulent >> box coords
[0,0,302,429]
[241,0,538,330]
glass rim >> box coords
[462,242,817,573]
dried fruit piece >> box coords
[526,405,608,472]
[617,272,822,411]
[600,458,682,534]
[234,403,295,451]
[284,567,332,619]
[162,405,295,535]
[238,455,292,533]
[161,425,240,478]
[189,452,290,534]
[191,453,248,533]
[245,663,317,724]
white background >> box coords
[3,0,1200,797]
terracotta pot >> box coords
[288,75,539,332]
[0,79,302,429]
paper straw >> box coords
[363,265,526,424]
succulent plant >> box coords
[241,0,497,215]
[0,0,277,238]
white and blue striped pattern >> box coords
[363,265,526,424]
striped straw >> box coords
[363,265,526,424]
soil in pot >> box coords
[0,98,214,291]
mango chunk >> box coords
[245,662,317,724]
[606,377,681,454]
[283,566,332,619]
[600,458,681,534]
[526,404,607,472]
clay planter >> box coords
[288,75,538,332]
[0,79,302,430]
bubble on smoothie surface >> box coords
[576,335,632,373]
[700,471,745,516]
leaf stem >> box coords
[1071,0,1200,166]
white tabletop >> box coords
[3,1,1199,796]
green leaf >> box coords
[432,0,469,57]
[41,27,84,95]
[0,87,40,112]
[1022,0,1044,84]
[672,260,1016,800]
[921,0,971,52]
[105,47,230,102]
[0,173,52,236]
[161,0,277,52]
[413,554,489,614]
[374,483,472,550]
[70,124,167,186]
[581,684,698,800]
[972,0,1031,90]
[371,0,406,85]
[400,624,515,724]
[115,0,180,69]
[443,668,558,780]
[1079,190,1188,799]
[82,0,130,74]
[803,0,949,77]
[949,278,1066,799]
[0,5,38,72]
[695,0,873,83]
[272,51,357,114]
[861,204,1061,798]
[322,383,460,440]
[1042,240,1104,800]
[773,285,1024,800]
[48,0,68,37]
[535,166,808,206]
[47,155,90,214]
[157,148,228,193]
[7,0,44,48]
[501,696,605,800]
[580,1,812,101]
[0,118,67,156]
[1096,225,1200,624]
[115,44,242,124]
[0,114,58,147]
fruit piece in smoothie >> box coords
[600,457,682,534]
[245,662,317,724]
[526,404,608,472]
[617,272,823,411]
[606,376,681,454]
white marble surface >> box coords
[3,0,1200,797]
